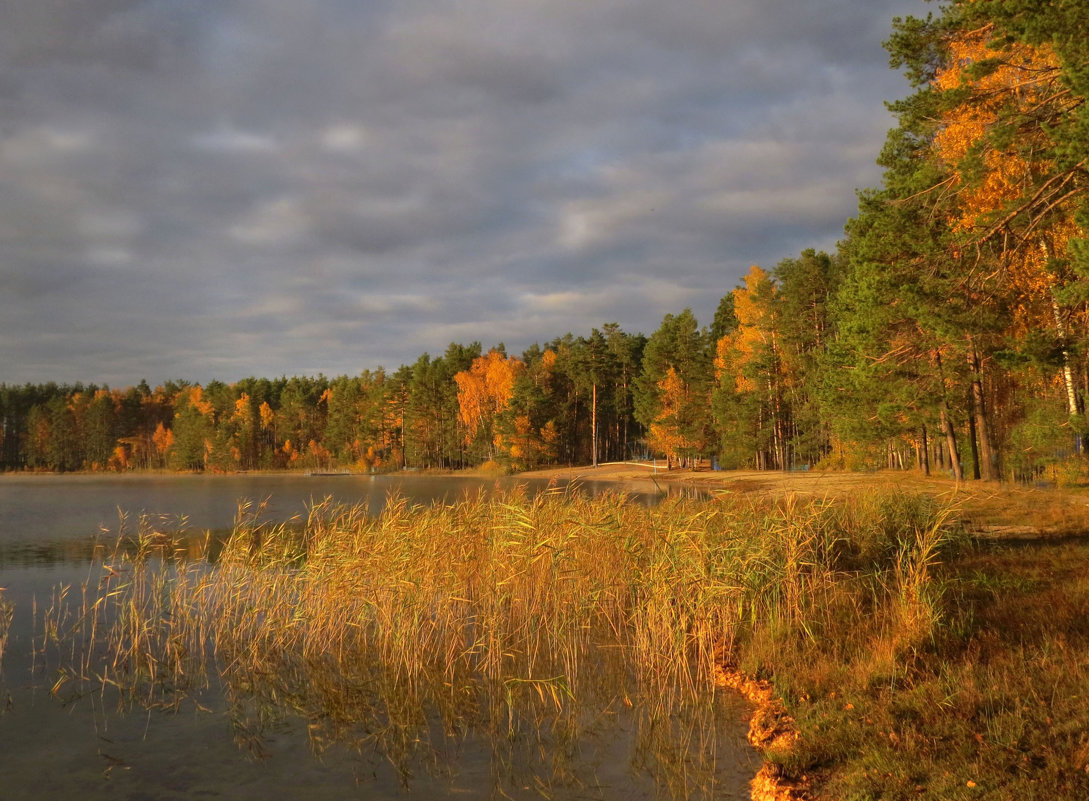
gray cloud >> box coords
[0,0,929,386]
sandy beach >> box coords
[517,461,950,497]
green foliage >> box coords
[634,309,714,460]
[710,293,739,341]
[1006,399,1083,482]
[169,389,212,472]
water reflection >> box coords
[0,474,699,568]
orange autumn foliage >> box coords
[152,422,174,461]
[108,444,130,472]
[932,24,1084,336]
[259,401,276,430]
[715,266,776,393]
[233,393,254,425]
[647,366,690,460]
[932,25,1063,232]
[454,349,524,443]
[182,386,215,417]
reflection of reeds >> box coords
[0,587,10,714]
[39,487,958,797]
[0,588,13,669]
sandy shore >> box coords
[517,461,1089,539]
[517,461,956,498]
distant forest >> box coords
[3,1,1089,482]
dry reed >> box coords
[36,485,958,796]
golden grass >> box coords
[37,486,961,797]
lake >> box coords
[0,473,757,800]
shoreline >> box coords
[5,463,1087,798]
[517,461,933,493]
[716,665,807,801]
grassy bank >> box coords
[36,485,1089,799]
[763,528,1089,800]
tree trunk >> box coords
[1054,292,1082,454]
[934,351,963,481]
[920,425,930,477]
[940,409,963,482]
[966,396,981,480]
[967,346,998,480]
[1042,241,1082,453]
[591,383,598,468]
[770,383,784,471]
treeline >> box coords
[0,334,647,473]
[3,1,1088,481]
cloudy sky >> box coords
[1,0,930,387]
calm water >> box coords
[0,473,756,801]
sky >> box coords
[1,0,932,388]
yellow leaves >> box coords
[540,420,559,447]
[931,24,1063,231]
[734,265,773,327]
[647,367,693,460]
[152,422,173,458]
[656,366,685,408]
[108,444,130,472]
[647,422,683,461]
[184,386,215,417]
[454,379,482,438]
[306,439,331,466]
[514,414,534,436]
[66,391,85,413]
[355,444,380,471]
[233,393,254,426]
[713,334,733,376]
[926,22,1086,340]
[259,401,275,431]
[483,351,522,409]
[454,349,525,442]
[716,265,776,394]
[494,414,557,468]
[540,348,558,372]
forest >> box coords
[3,0,1088,483]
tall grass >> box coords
[38,486,959,796]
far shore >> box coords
[0,463,947,498]
[6,462,1088,535]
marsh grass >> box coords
[38,486,961,798]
